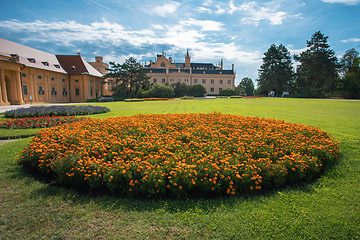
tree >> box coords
[219,88,237,96]
[294,31,339,97]
[257,44,294,96]
[172,82,188,97]
[339,48,359,77]
[338,49,360,98]
[188,84,207,97]
[238,77,254,96]
[105,57,150,98]
[144,84,175,98]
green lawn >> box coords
[1,98,359,239]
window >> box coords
[23,85,28,95]
[38,86,44,95]
[51,77,54,81]
[211,79,214,84]
[10,54,19,58]
[153,78,157,83]
[210,87,214,92]
[194,79,198,84]
[219,79,223,84]
[27,58,36,63]
[52,87,56,95]
[228,80,231,84]
[62,79,65,82]
[90,80,93,83]
[202,79,206,84]
[162,78,166,83]
[38,75,42,79]
[42,62,49,66]
[75,89,80,96]
[22,73,26,77]
[54,64,61,69]
[177,79,181,82]
[161,62,166,67]
[75,79,79,82]
[219,88,223,92]
[170,79,174,82]
[91,88,93,96]
[62,88,67,95]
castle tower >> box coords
[185,49,191,69]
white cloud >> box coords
[212,0,290,25]
[152,24,164,30]
[197,7,212,13]
[341,38,360,43]
[151,1,180,17]
[203,0,213,6]
[321,0,360,5]
[179,18,224,31]
[0,18,262,84]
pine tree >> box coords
[257,44,294,96]
[295,31,339,97]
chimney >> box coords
[169,57,172,63]
[77,52,81,56]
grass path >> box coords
[1,98,359,239]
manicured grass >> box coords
[1,98,359,239]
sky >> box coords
[1,0,360,86]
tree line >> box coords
[104,57,208,99]
[256,31,360,98]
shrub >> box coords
[99,97,114,102]
[230,96,243,98]
[180,96,196,100]
[124,98,144,102]
[4,105,110,118]
[19,112,339,198]
[144,84,175,98]
[219,88,237,96]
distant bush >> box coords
[219,88,237,96]
[230,96,243,98]
[84,98,99,102]
[99,97,114,102]
[142,98,170,101]
[180,96,196,100]
[4,105,110,118]
[124,99,144,102]
[144,84,175,98]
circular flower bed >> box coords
[19,112,339,198]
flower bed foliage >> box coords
[18,112,339,198]
[4,105,110,118]
[0,115,87,129]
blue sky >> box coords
[1,0,360,86]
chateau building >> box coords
[0,38,105,106]
[143,51,236,95]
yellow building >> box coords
[143,51,236,95]
[0,38,105,106]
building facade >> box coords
[143,51,236,95]
[0,38,105,106]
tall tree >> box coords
[339,48,359,77]
[257,44,294,96]
[105,57,150,98]
[294,31,339,97]
[338,49,360,98]
[238,77,254,96]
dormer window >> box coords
[27,58,36,63]
[10,54,19,58]
[54,64,61,68]
[42,62,49,66]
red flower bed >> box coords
[0,115,87,129]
